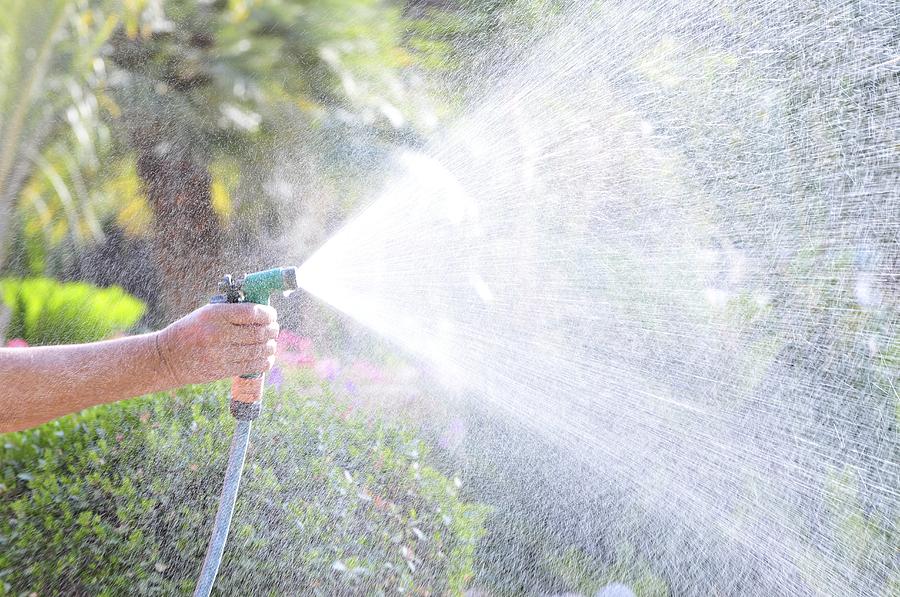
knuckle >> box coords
[197,305,216,322]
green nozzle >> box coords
[240,267,298,305]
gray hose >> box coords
[193,420,252,597]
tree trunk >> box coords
[133,129,224,324]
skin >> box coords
[0,303,279,433]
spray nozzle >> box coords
[212,267,298,306]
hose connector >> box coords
[230,398,261,420]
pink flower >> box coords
[5,338,28,348]
[278,330,309,351]
[315,358,340,381]
[276,330,314,367]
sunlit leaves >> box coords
[105,158,152,236]
[210,158,240,223]
[0,277,145,345]
[0,380,485,594]
[0,0,121,265]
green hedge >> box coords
[0,370,487,595]
[0,277,146,345]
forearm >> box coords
[0,303,278,433]
[0,333,176,433]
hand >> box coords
[155,303,279,387]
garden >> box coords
[1,1,897,596]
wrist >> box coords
[151,329,181,388]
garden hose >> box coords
[193,267,298,597]
[193,420,251,597]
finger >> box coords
[256,322,280,341]
[245,356,275,374]
[231,322,279,345]
[239,339,278,357]
[221,303,277,325]
[228,344,272,364]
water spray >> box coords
[193,266,298,597]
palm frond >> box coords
[0,0,120,267]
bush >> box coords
[0,369,488,595]
[0,277,146,345]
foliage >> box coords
[1,0,468,285]
[472,505,670,597]
[101,0,453,235]
[0,370,488,595]
[545,544,669,597]
[0,0,125,266]
[0,277,145,345]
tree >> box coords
[3,0,459,321]
[103,0,445,318]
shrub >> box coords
[0,277,146,345]
[0,369,488,595]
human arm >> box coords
[0,303,278,433]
